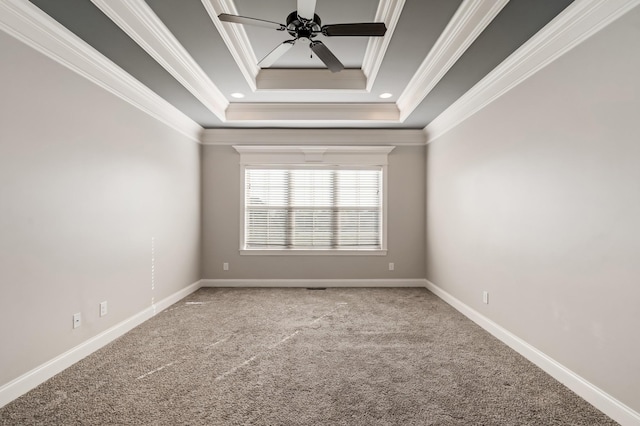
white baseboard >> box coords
[424,279,640,426]
[150,280,202,314]
[201,278,427,288]
[0,280,202,409]
[5,279,636,424]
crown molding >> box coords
[0,0,202,142]
[201,128,426,146]
[362,0,405,91]
[424,0,640,143]
[256,69,366,91]
[225,103,399,122]
[233,145,395,154]
[90,0,228,121]
[397,0,509,122]
[233,144,395,166]
[201,0,259,91]
[205,0,402,91]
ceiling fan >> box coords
[218,0,387,73]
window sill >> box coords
[240,249,387,256]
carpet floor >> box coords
[0,287,617,425]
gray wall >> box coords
[0,32,201,387]
[202,144,425,280]
[425,7,640,413]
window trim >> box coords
[234,145,394,256]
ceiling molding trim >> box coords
[91,0,228,121]
[0,0,201,142]
[201,128,426,146]
[396,0,509,122]
[362,0,405,92]
[233,145,395,166]
[256,69,367,91]
[424,0,640,144]
[233,145,395,154]
[202,0,259,91]
[225,103,399,122]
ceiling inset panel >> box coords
[20,0,580,129]
[234,0,378,69]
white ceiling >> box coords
[18,0,575,129]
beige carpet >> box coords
[0,288,617,425]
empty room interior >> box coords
[1,0,639,424]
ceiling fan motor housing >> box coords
[286,11,321,40]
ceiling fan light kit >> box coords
[218,0,387,73]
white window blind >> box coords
[244,167,382,250]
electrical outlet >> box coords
[100,301,108,317]
[388,262,395,271]
[73,312,81,329]
[223,262,229,271]
[483,291,489,304]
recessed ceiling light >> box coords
[379,92,393,99]
[231,92,245,99]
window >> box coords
[245,167,382,250]
[235,145,394,255]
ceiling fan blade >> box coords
[322,23,387,37]
[258,40,296,68]
[218,13,285,31]
[310,41,344,73]
[297,0,316,20]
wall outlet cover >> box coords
[73,312,81,329]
